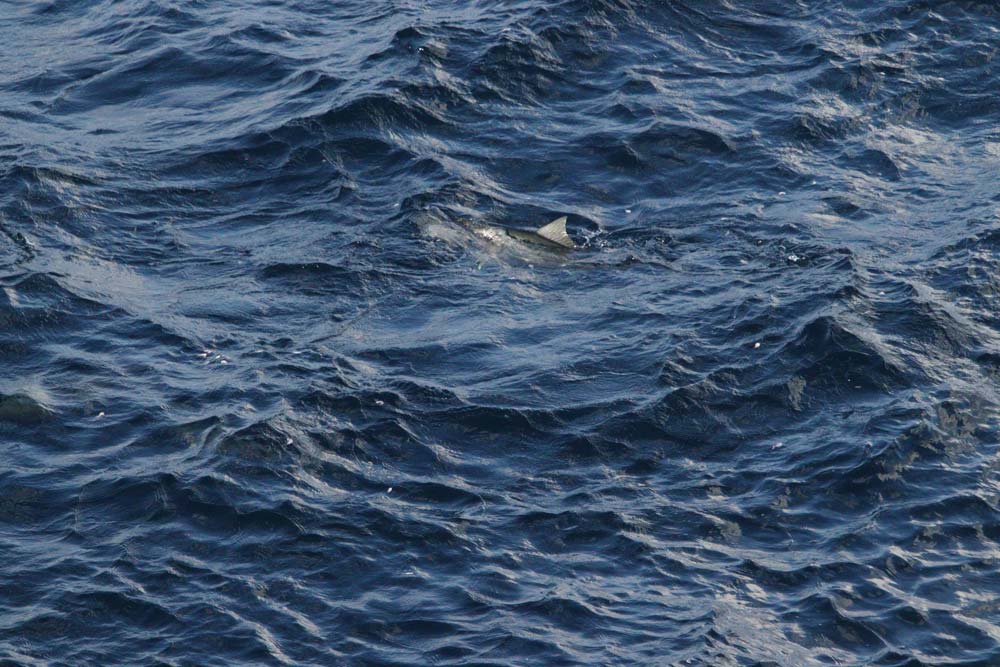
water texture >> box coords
[2,0,999,665]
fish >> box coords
[498,216,576,250]
[417,212,577,254]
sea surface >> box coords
[2,1,1000,665]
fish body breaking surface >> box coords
[472,216,575,251]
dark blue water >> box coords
[2,1,1000,665]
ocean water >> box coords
[2,1,999,665]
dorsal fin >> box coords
[534,216,574,248]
